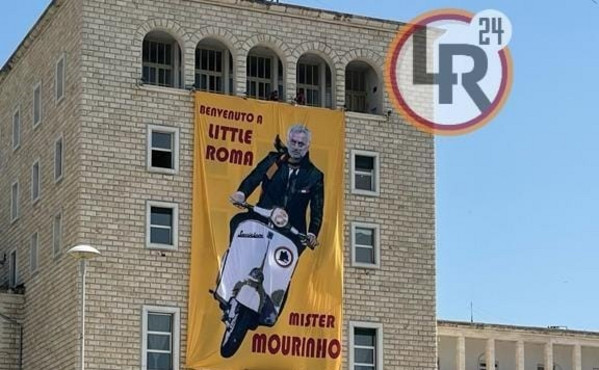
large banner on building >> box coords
[187,92,344,370]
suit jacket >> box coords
[237,151,324,237]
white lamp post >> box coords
[67,244,101,370]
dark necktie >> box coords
[284,168,298,206]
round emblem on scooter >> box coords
[274,247,294,268]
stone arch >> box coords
[133,19,190,88]
[290,41,341,70]
[240,34,292,65]
[240,34,292,99]
[188,27,241,93]
[342,49,385,114]
[292,42,341,108]
[188,26,241,62]
[133,19,189,53]
[341,48,384,75]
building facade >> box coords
[0,0,436,369]
[439,321,599,370]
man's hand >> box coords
[229,191,246,208]
[307,233,318,249]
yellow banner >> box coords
[187,92,344,369]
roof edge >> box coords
[0,0,59,85]
[228,0,405,28]
[438,319,599,336]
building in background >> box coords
[439,321,599,370]
[0,0,435,368]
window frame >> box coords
[31,159,41,203]
[30,231,39,275]
[195,46,233,94]
[12,106,21,151]
[147,125,179,174]
[351,150,380,196]
[246,51,284,101]
[141,305,180,370]
[33,81,43,128]
[53,210,63,258]
[142,36,182,89]
[55,53,66,103]
[8,249,18,289]
[349,321,384,370]
[146,200,179,250]
[297,61,321,107]
[11,180,19,223]
[351,222,380,269]
[345,68,368,113]
[54,134,64,182]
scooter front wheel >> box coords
[221,300,255,358]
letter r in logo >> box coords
[413,27,492,113]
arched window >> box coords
[477,353,498,370]
[195,39,234,94]
[246,46,284,101]
[296,53,333,108]
[142,31,182,88]
[345,60,381,114]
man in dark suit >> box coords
[229,124,324,249]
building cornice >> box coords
[438,320,599,339]
[182,0,405,32]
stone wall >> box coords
[0,0,83,367]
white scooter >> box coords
[211,202,316,358]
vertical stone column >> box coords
[319,61,327,107]
[572,344,582,370]
[544,342,554,370]
[516,340,525,370]
[456,336,466,370]
[486,338,496,369]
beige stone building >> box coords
[438,321,599,370]
[0,0,436,369]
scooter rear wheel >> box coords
[220,300,255,358]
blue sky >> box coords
[2,0,599,330]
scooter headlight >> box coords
[271,208,289,228]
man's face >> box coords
[287,131,310,161]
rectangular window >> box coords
[345,69,367,113]
[55,136,64,181]
[143,40,175,87]
[30,232,39,274]
[12,108,20,150]
[53,212,62,257]
[11,181,19,222]
[195,48,226,93]
[33,82,42,127]
[146,201,178,250]
[56,54,65,102]
[142,306,180,370]
[147,125,179,173]
[297,62,321,107]
[247,54,275,100]
[351,223,380,268]
[351,150,380,196]
[350,322,383,370]
[32,160,41,202]
[8,250,18,288]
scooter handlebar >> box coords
[232,202,319,249]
